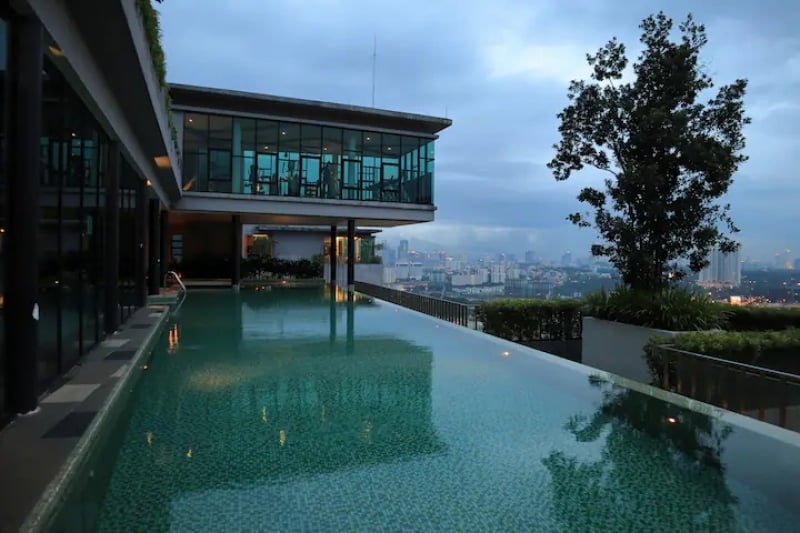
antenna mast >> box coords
[371,35,377,107]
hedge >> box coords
[647,329,800,367]
[583,286,728,331]
[719,305,800,332]
[242,257,322,280]
[475,299,582,342]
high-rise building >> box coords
[794,258,800,271]
[525,250,536,263]
[561,251,572,267]
[398,240,409,261]
[698,248,741,287]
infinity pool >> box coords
[60,288,800,531]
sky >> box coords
[158,0,800,262]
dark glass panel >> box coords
[183,113,208,151]
[301,124,321,155]
[208,115,232,149]
[256,120,278,154]
[278,122,300,153]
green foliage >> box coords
[548,12,749,292]
[584,286,728,331]
[136,0,180,157]
[242,257,323,280]
[475,299,582,341]
[646,329,800,367]
[720,305,800,331]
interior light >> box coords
[365,136,371,141]
[188,118,193,123]
[387,147,392,151]
[48,45,65,57]
[264,146,269,150]
[323,147,328,151]
[186,448,193,458]
[0,228,4,233]
[501,351,510,357]
[154,155,171,169]
[281,131,286,135]
[146,179,152,187]
[71,132,76,137]
[667,416,678,424]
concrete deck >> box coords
[0,306,170,532]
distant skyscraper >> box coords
[398,239,409,261]
[561,251,572,266]
[525,250,536,263]
[699,248,741,287]
[795,258,800,271]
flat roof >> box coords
[169,83,452,136]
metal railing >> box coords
[650,345,800,432]
[164,270,188,311]
[355,281,470,327]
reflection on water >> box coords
[544,376,739,531]
[91,288,442,531]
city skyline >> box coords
[158,0,800,262]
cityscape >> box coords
[377,239,800,305]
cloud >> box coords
[158,0,800,262]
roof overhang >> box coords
[170,83,452,137]
[172,192,434,228]
[26,0,182,205]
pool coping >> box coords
[17,306,171,533]
[372,295,800,449]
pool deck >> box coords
[0,306,170,533]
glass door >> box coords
[341,159,361,200]
[301,156,321,197]
[381,163,400,202]
[208,149,232,193]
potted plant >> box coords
[547,13,749,381]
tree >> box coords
[548,12,750,292]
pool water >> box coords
[76,288,799,531]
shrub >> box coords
[242,257,323,280]
[719,305,800,331]
[476,299,582,342]
[646,329,800,367]
[583,286,729,331]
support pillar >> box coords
[329,224,337,286]
[347,219,355,294]
[134,179,147,307]
[160,210,169,285]
[104,143,121,334]
[147,198,160,295]
[232,214,241,289]
[4,14,44,415]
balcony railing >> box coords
[355,282,470,326]
[648,345,800,432]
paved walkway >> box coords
[0,306,169,532]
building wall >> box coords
[272,231,325,260]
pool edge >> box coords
[19,307,172,533]
[369,295,800,449]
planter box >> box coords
[581,317,685,383]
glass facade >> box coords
[0,15,146,420]
[0,16,7,420]
[181,112,436,204]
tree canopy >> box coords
[548,12,750,292]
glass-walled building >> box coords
[180,112,436,205]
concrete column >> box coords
[134,179,147,307]
[104,142,121,334]
[147,198,160,295]
[232,214,242,289]
[329,224,337,285]
[4,14,43,415]
[347,219,355,293]
[160,210,169,285]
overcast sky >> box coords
[159,0,800,262]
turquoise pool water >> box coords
[72,288,799,531]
